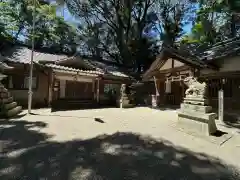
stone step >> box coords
[122,103,135,108]
[178,111,218,135]
[1,97,13,104]
[5,106,22,118]
[121,99,130,104]
[0,92,11,98]
[0,86,8,92]
[3,102,17,110]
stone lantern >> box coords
[0,60,22,118]
[119,84,135,108]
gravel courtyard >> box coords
[1,107,240,179]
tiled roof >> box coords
[2,45,132,79]
[56,56,131,78]
[200,37,240,61]
[2,46,69,64]
[44,64,103,76]
[81,59,130,78]
[0,54,13,70]
[165,45,208,67]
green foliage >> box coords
[64,0,192,71]
[181,0,239,47]
[0,0,78,54]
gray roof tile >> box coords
[81,59,130,78]
[45,64,103,76]
[2,46,69,64]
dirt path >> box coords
[1,107,240,179]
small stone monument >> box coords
[119,84,135,108]
[178,76,217,135]
[151,94,159,108]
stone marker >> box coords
[178,76,217,136]
[119,84,135,108]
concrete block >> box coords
[180,103,212,113]
[178,111,217,135]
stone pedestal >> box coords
[151,95,159,108]
[178,98,217,136]
[0,73,22,118]
[119,84,135,108]
[120,94,135,108]
[177,76,217,136]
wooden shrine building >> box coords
[143,38,240,111]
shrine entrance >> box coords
[167,75,188,106]
[156,74,189,107]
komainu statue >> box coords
[183,76,207,98]
[179,76,217,136]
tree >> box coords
[64,0,193,72]
[64,0,155,70]
[182,0,240,48]
[151,0,194,45]
[0,0,78,54]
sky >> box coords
[184,23,193,34]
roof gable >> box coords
[143,45,212,79]
[159,59,185,71]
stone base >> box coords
[151,95,159,108]
[121,103,135,108]
[121,99,130,104]
[119,97,135,108]
[180,103,212,113]
[183,97,209,105]
[178,111,217,135]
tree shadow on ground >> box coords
[0,120,240,180]
[0,120,49,153]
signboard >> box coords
[218,90,224,122]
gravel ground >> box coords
[0,107,240,180]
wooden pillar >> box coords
[8,76,13,88]
[92,79,95,100]
[153,76,159,96]
[180,80,185,103]
[60,80,66,98]
[47,70,53,107]
[97,78,100,103]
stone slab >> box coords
[172,123,233,145]
[183,97,209,105]
[178,111,217,135]
[121,99,130,104]
[122,103,135,108]
[180,103,212,113]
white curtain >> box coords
[165,81,171,93]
